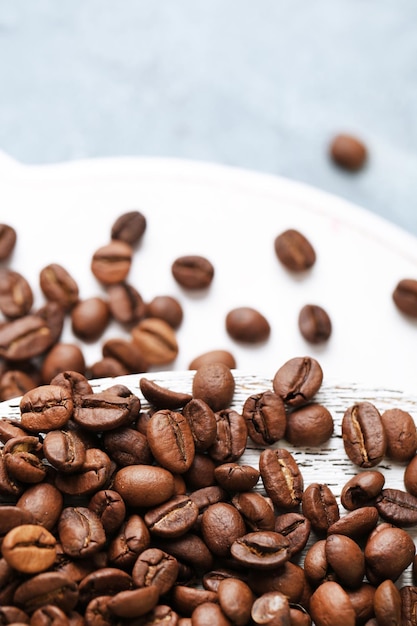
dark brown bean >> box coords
[214,463,260,492]
[340,470,385,510]
[251,591,291,625]
[71,297,110,342]
[325,534,365,589]
[113,465,175,508]
[301,483,340,535]
[0,269,33,318]
[192,362,235,412]
[188,349,236,370]
[327,506,379,539]
[146,295,183,329]
[259,448,304,511]
[274,512,311,556]
[111,210,147,246]
[73,389,139,431]
[41,343,86,383]
[106,281,146,325]
[230,531,291,570]
[0,223,17,260]
[285,403,334,447]
[329,133,368,171]
[242,389,286,446]
[132,548,179,595]
[131,317,179,365]
[341,401,387,468]
[171,255,214,289]
[232,491,275,532]
[217,578,254,626]
[39,263,79,310]
[298,304,332,343]
[139,377,192,410]
[309,581,356,626]
[274,229,316,272]
[146,409,195,474]
[0,314,54,361]
[272,356,323,407]
[200,502,246,558]
[208,408,248,463]
[144,495,199,538]
[182,398,217,452]
[374,579,402,626]
[364,524,415,584]
[375,487,417,527]
[380,407,417,462]
[225,307,271,343]
[20,384,73,432]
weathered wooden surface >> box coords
[2,369,417,587]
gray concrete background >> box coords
[0,1,416,235]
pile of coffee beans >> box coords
[0,358,417,624]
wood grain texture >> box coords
[2,369,417,587]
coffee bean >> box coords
[285,403,334,447]
[191,601,231,626]
[16,482,64,530]
[274,228,316,272]
[146,409,195,474]
[400,585,417,625]
[298,304,332,343]
[0,369,38,401]
[340,470,385,510]
[232,491,275,532]
[107,585,160,618]
[0,268,33,318]
[231,531,291,570]
[39,263,79,311]
[325,534,365,589]
[103,426,152,467]
[214,463,260,492]
[2,524,56,573]
[131,317,178,365]
[225,307,271,343]
[73,389,140,431]
[113,464,175,508]
[274,512,311,556]
[374,579,402,626]
[200,502,246,558]
[144,495,199,538]
[77,567,133,607]
[192,362,235,412]
[376,487,417,527]
[381,407,417,462]
[364,524,415,584]
[0,314,54,361]
[251,591,291,625]
[111,210,147,247]
[171,255,214,289]
[139,377,192,410]
[108,513,151,570]
[146,295,183,329]
[188,349,237,370]
[88,490,126,536]
[309,581,356,626]
[242,389,286,446]
[182,398,217,452]
[301,482,340,535]
[217,578,254,626]
[259,448,304,510]
[58,507,106,559]
[132,548,179,595]
[393,278,417,318]
[13,571,79,614]
[272,356,323,407]
[91,240,133,285]
[208,408,247,463]
[342,401,387,468]
[71,297,110,342]
[20,384,73,432]
[41,343,86,383]
[106,281,146,325]
[327,506,379,539]
[330,133,367,171]
[54,447,113,497]
[0,223,17,260]
[3,435,46,483]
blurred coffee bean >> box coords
[71,297,110,342]
[91,240,133,285]
[146,295,184,329]
[330,133,368,171]
[39,263,79,311]
[392,278,417,317]
[0,223,17,260]
[298,304,332,343]
[274,228,316,272]
[225,307,271,343]
[171,255,214,289]
[111,210,147,247]
[0,268,33,318]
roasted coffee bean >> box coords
[325,534,365,589]
[217,578,255,626]
[0,369,38,401]
[84,595,113,626]
[0,505,35,543]
[73,389,139,431]
[289,606,312,626]
[400,585,417,625]
[393,278,417,318]
[380,407,417,462]
[77,567,133,606]
[188,349,237,370]
[225,307,271,343]
[251,591,291,625]
[71,297,110,342]
[309,581,356,626]
[107,585,160,619]
[274,512,311,556]
[113,464,175,508]
[111,210,147,246]
[54,447,113,497]
[50,370,93,405]
[202,568,248,593]
[340,470,385,510]
[58,507,106,559]
[20,384,73,432]
[171,585,218,616]
[303,539,334,588]
[342,401,387,468]
[36,300,66,345]
[3,435,46,483]
[146,295,183,329]
[41,343,86,383]
[156,532,214,573]
[183,453,216,490]
[106,282,146,326]
[190,485,228,515]
[88,490,126,536]
[39,263,79,310]
[201,502,246,558]
[108,514,150,570]
[182,398,217,452]
[274,228,316,272]
[345,583,375,626]
[285,403,334,447]
[365,524,415,584]
[0,268,33,318]
[13,571,79,614]
[329,133,368,171]
[102,337,148,374]
[0,606,30,625]
[0,417,28,443]
[302,483,339,535]
[247,560,307,605]
[232,491,275,532]
[327,506,379,539]
[139,377,192,410]
[208,408,247,463]
[0,450,23,497]
[16,482,64,530]
[103,426,152,467]
[89,357,129,378]
[171,255,214,290]
[214,463,260,492]
[376,487,417,526]
[131,317,179,365]
[43,429,87,473]
[2,524,56,574]
[373,579,402,626]
[0,223,17,260]
[242,389,286,446]
[259,448,304,510]
[191,601,231,625]
[231,531,291,570]
[91,240,133,285]
[192,362,235,412]
[272,356,323,407]
[298,304,332,344]
[132,548,179,595]
[146,409,195,473]
[144,495,199,538]
[0,314,54,361]
[405,454,417,497]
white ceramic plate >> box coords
[1,152,417,391]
